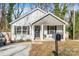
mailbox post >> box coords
[55,33,61,56]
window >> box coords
[47,26,56,34]
[14,26,29,35]
[23,26,29,35]
[14,26,21,34]
[17,26,21,34]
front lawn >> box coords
[29,40,79,56]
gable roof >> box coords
[10,7,68,25]
[10,7,47,24]
[32,12,68,25]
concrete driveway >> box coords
[0,42,31,56]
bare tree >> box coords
[13,3,25,19]
[0,3,15,31]
[30,3,53,12]
[0,4,6,31]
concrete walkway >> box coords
[0,42,31,56]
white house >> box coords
[10,8,68,41]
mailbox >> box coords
[56,34,61,41]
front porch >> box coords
[31,25,65,41]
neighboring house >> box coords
[10,8,68,41]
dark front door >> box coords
[35,26,40,38]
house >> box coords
[10,8,68,41]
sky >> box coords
[16,3,79,18]
[21,3,79,21]
[0,3,79,19]
[15,3,79,14]
[17,3,79,10]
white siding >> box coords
[11,9,45,41]
[28,10,45,23]
[11,25,14,41]
[11,9,67,41]
[13,17,29,26]
[33,15,64,25]
[13,10,45,26]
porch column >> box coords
[41,24,43,40]
[30,26,32,39]
[63,25,65,41]
[32,26,34,41]
[21,26,23,39]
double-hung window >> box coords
[23,26,29,35]
[14,26,29,35]
[14,26,21,34]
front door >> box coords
[35,26,40,38]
